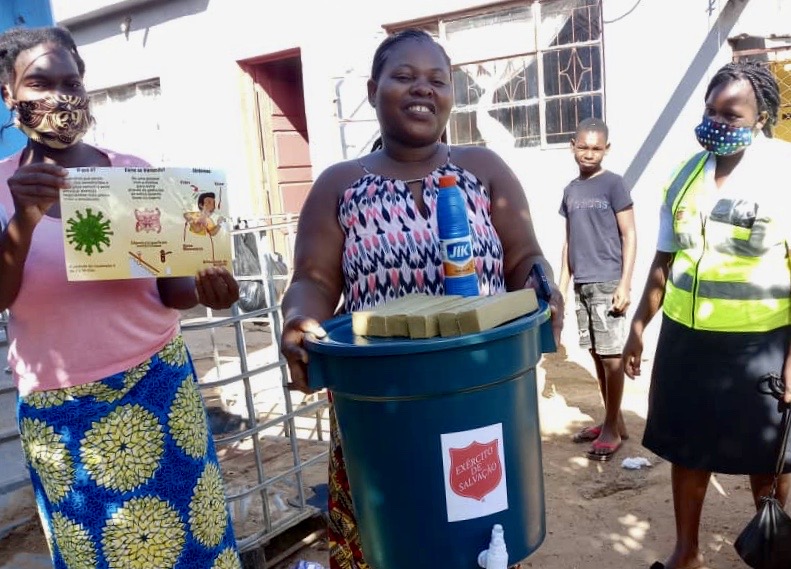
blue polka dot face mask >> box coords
[694,116,754,156]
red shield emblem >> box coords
[448,439,503,501]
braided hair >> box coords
[705,61,780,137]
[371,29,450,81]
[369,29,451,153]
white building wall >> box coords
[56,0,784,344]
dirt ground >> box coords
[0,321,762,569]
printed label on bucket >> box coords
[441,423,508,522]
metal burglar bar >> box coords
[733,45,791,143]
[161,215,330,560]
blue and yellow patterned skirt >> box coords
[17,335,241,569]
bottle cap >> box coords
[438,175,457,188]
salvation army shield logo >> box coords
[448,439,503,501]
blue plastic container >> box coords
[305,303,555,569]
[437,174,479,297]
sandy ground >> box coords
[267,341,762,569]
[0,319,763,569]
[268,324,767,569]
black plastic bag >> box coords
[734,495,791,569]
[734,379,791,569]
[237,280,268,313]
[232,232,288,313]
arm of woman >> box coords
[463,147,564,341]
[0,163,70,311]
[157,268,240,310]
[280,164,350,393]
[0,215,36,311]
[623,182,679,378]
[623,250,673,378]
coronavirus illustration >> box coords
[66,208,113,256]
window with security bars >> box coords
[390,0,604,149]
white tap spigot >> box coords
[477,524,509,569]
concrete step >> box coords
[0,387,17,437]
[0,438,28,492]
[0,553,51,569]
[0,356,25,498]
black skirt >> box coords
[643,316,791,474]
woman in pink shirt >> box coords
[0,26,242,568]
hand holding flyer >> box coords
[60,167,232,281]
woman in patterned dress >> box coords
[280,29,564,569]
[0,26,242,568]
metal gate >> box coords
[181,214,330,561]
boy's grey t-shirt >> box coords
[559,170,632,284]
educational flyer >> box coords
[60,167,231,281]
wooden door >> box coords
[252,55,313,215]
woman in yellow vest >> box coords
[623,61,790,569]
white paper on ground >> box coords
[621,456,652,470]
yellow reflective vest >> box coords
[662,149,791,332]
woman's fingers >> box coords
[196,268,240,309]
[548,290,564,346]
[281,316,326,394]
[624,354,640,378]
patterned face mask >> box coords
[13,94,92,149]
[694,115,754,156]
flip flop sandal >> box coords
[571,425,602,443]
[586,440,623,462]
[572,425,630,443]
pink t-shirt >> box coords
[0,147,180,395]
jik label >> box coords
[441,236,475,277]
[440,423,508,522]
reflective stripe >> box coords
[670,271,789,299]
[670,271,693,291]
[698,281,790,300]
[666,151,709,209]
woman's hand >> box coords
[196,268,239,309]
[623,328,644,379]
[524,268,564,346]
[8,163,70,228]
[281,315,326,394]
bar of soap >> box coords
[406,296,467,338]
[352,289,540,338]
[384,295,457,337]
[352,294,434,336]
[437,297,494,337]
[439,289,539,337]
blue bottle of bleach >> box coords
[437,174,479,296]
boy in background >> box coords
[559,117,636,462]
